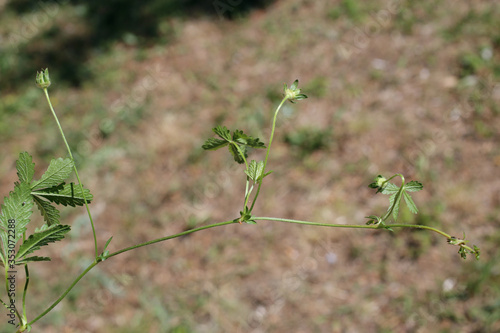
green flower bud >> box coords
[36,68,51,89]
[375,175,387,188]
[284,79,308,103]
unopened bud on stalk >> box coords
[36,68,51,89]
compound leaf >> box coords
[203,126,265,163]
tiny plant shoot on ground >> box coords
[0,69,480,332]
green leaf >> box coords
[32,157,74,190]
[387,191,401,221]
[15,224,70,262]
[405,181,423,192]
[103,236,113,251]
[245,160,264,182]
[213,125,232,141]
[381,183,399,195]
[233,130,249,144]
[245,160,272,183]
[403,191,418,214]
[233,130,265,149]
[0,182,33,266]
[228,143,246,164]
[15,256,51,265]
[16,152,35,184]
[33,196,61,226]
[33,182,93,207]
[245,137,266,149]
[201,138,229,151]
[392,199,400,221]
[365,215,382,225]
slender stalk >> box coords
[262,97,288,175]
[104,219,238,260]
[232,144,252,211]
[253,217,452,238]
[43,89,98,258]
[233,143,249,170]
[27,260,98,327]
[249,97,288,211]
[22,264,29,326]
[243,183,254,209]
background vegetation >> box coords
[1,0,499,332]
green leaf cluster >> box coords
[202,126,266,164]
[369,175,423,222]
[0,152,92,268]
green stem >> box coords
[249,97,288,211]
[104,219,238,260]
[243,183,254,209]
[28,219,238,327]
[253,217,452,238]
[27,260,98,327]
[21,264,29,326]
[43,88,98,258]
[233,143,249,170]
[232,143,251,212]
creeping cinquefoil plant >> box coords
[0,69,479,332]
